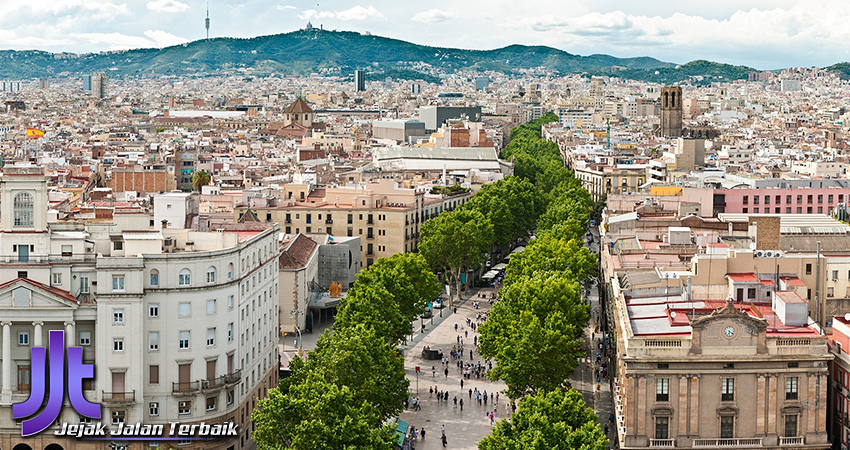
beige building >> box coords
[610,274,831,450]
[236,180,469,268]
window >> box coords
[149,332,159,351]
[179,302,190,316]
[227,295,234,310]
[227,263,233,280]
[806,264,812,275]
[113,241,123,251]
[743,195,749,205]
[149,365,159,384]
[51,273,62,286]
[829,194,834,204]
[227,323,233,342]
[720,416,734,438]
[207,328,216,347]
[207,267,216,283]
[113,338,124,352]
[18,332,29,345]
[656,378,669,402]
[149,303,159,318]
[179,269,191,286]
[13,192,34,227]
[80,416,91,424]
[206,396,217,411]
[786,377,798,400]
[80,275,90,294]
[178,401,191,415]
[797,195,802,204]
[112,410,126,426]
[785,414,798,437]
[113,308,124,324]
[174,328,192,350]
[149,402,159,416]
[79,331,91,346]
[722,378,734,401]
[655,417,669,440]
[112,275,125,291]
[753,196,759,205]
[207,299,217,315]
[227,390,234,405]
[764,195,770,205]
[818,194,823,204]
[149,269,159,286]
[828,287,835,298]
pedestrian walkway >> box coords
[399,288,508,450]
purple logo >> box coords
[13,330,100,436]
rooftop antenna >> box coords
[205,3,210,40]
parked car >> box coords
[432,299,444,309]
[420,308,432,319]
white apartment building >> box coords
[0,164,279,450]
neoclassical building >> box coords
[0,164,279,450]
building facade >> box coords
[0,164,279,450]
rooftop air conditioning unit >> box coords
[774,250,782,258]
[755,250,765,258]
[765,251,774,258]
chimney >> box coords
[161,219,168,229]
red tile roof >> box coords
[727,273,760,282]
[279,234,318,269]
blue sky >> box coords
[1,0,847,69]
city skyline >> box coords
[0,1,848,70]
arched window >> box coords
[227,263,234,280]
[150,269,159,286]
[13,192,33,227]
[206,267,216,284]
[178,269,191,286]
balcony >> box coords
[102,390,135,404]
[325,219,333,224]
[172,381,200,393]
[693,438,762,448]
[779,437,804,446]
[366,234,374,240]
[649,439,675,448]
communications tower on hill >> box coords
[205,3,210,40]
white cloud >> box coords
[337,5,384,21]
[71,32,153,50]
[276,5,297,10]
[145,0,189,13]
[299,5,384,21]
[411,9,456,23]
[144,29,188,47]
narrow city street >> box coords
[572,225,617,449]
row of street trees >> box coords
[477,113,608,450]
[251,253,441,450]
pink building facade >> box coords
[716,187,850,214]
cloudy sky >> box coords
[1,0,848,69]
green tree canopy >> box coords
[503,236,596,288]
[463,177,546,250]
[252,374,397,450]
[355,253,441,319]
[479,274,588,398]
[478,388,607,450]
[419,208,494,305]
[306,325,408,419]
[334,283,409,345]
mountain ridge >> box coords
[0,29,788,84]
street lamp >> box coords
[290,310,304,355]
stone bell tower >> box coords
[660,85,683,138]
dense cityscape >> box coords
[2,3,850,450]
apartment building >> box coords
[236,180,469,268]
[0,164,278,450]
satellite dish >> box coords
[845,313,850,322]
[671,311,677,318]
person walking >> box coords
[432,366,436,377]
[421,428,426,441]
[459,398,464,411]
[441,432,448,447]
[444,367,449,378]
[460,379,464,389]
